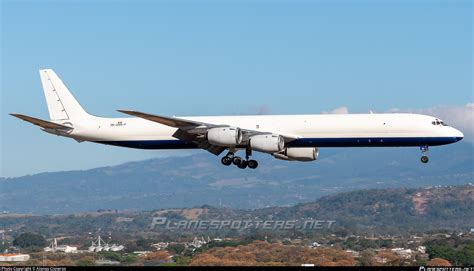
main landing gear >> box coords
[221,148,258,169]
[420,145,429,164]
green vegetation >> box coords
[12,232,46,251]
[98,251,137,264]
[342,237,393,251]
[2,185,472,237]
[425,238,474,266]
[123,237,156,253]
[1,185,472,267]
[166,244,185,255]
[75,256,95,266]
[173,255,191,266]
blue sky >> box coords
[1,1,472,177]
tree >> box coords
[142,251,172,265]
[13,232,46,249]
[174,255,191,266]
[459,244,474,266]
[167,244,185,255]
[359,250,377,266]
[377,251,401,266]
[427,258,452,266]
[189,241,356,266]
[427,244,454,262]
[75,256,95,266]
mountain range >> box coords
[0,142,472,214]
[1,185,472,236]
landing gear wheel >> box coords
[237,160,248,169]
[420,145,429,164]
[247,160,258,169]
[233,156,242,166]
[221,156,232,166]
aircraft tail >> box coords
[39,69,91,121]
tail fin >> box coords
[39,69,90,121]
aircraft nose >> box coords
[453,128,464,142]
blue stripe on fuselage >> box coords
[94,137,462,150]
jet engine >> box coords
[273,147,319,161]
[207,127,243,146]
[250,134,285,153]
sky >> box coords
[1,0,472,177]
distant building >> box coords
[151,242,169,251]
[308,241,321,248]
[417,246,426,254]
[88,235,124,252]
[44,238,78,253]
[0,254,30,262]
[133,251,152,256]
[95,258,120,265]
[345,250,360,258]
[186,236,208,249]
[391,248,413,259]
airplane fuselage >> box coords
[63,113,463,149]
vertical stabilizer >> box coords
[39,69,89,121]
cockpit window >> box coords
[432,119,448,126]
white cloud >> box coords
[324,104,473,144]
[247,105,271,115]
[322,106,349,114]
[390,103,474,144]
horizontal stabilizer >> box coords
[10,114,73,130]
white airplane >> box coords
[11,69,464,169]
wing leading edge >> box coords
[117,109,298,155]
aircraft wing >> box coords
[117,110,223,133]
[117,110,298,155]
[10,114,73,131]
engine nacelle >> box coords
[250,134,285,153]
[207,127,242,146]
[273,147,319,162]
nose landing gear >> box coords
[420,146,429,163]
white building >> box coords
[88,235,124,252]
[417,246,426,254]
[44,238,78,253]
[391,248,413,259]
[186,236,208,249]
[345,249,360,258]
[152,242,169,251]
[309,241,321,248]
[0,254,30,262]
